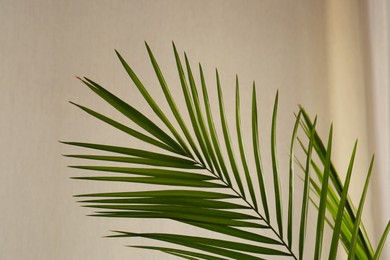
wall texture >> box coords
[0,0,387,259]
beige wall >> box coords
[0,0,386,259]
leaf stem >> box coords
[227,181,298,260]
[191,157,298,259]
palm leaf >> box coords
[65,43,389,259]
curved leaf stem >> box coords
[188,155,298,259]
[229,184,298,260]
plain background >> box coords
[0,0,388,259]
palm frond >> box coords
[65,43,389,259]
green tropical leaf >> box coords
[65,43,389,259]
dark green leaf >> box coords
[328,140,357,260]
[115,48,192,158]
[348,156,375,260]
[69,101,177,154]
[75,190,237,199]
[314,124,333,260]
[65,154,200,169]
[184,222,279,245]
[73,176,224,188]
[92,211,263,228]
[62,142,192,164]
[287,110,301,248]
[252,84,269,221]
[79,77,185,154]
[69,166,214,180]
[216,70,245,198]
[236,77,258,210]
[115,232,289,256]
[199,65,232,185]
[185,54,216,172]
[299,116,317,260]
[271,91,283,238]
[85,204,257,220]
[173,43,207,166]
[80,197,248,209]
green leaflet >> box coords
[69,101,178,154]
[133,246,230,260]
[329,140,357,260]
[78,77,185,154]
[199,64,232,185]
[252,84,269,221]
[216,70,246,198]
[114,232,288,256]
[115,48,192,158]
[314,124,333,259]
[73,176,224,188]
[287,110,301,249]
[65,155,200,169]
[79,197,248,209]
[236,77,258,210]
[297,134,370,259]
[299,116,317,260]
[271,91,283,238]
[75,190,237,199]
[86,204,256,220]
[92,211,263,228]
[69,166,214,180]
[173,43,207,167]
[348,156,375,260]
[62,141,193,164]
[300,107,374,257]
[185,54,216,173]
